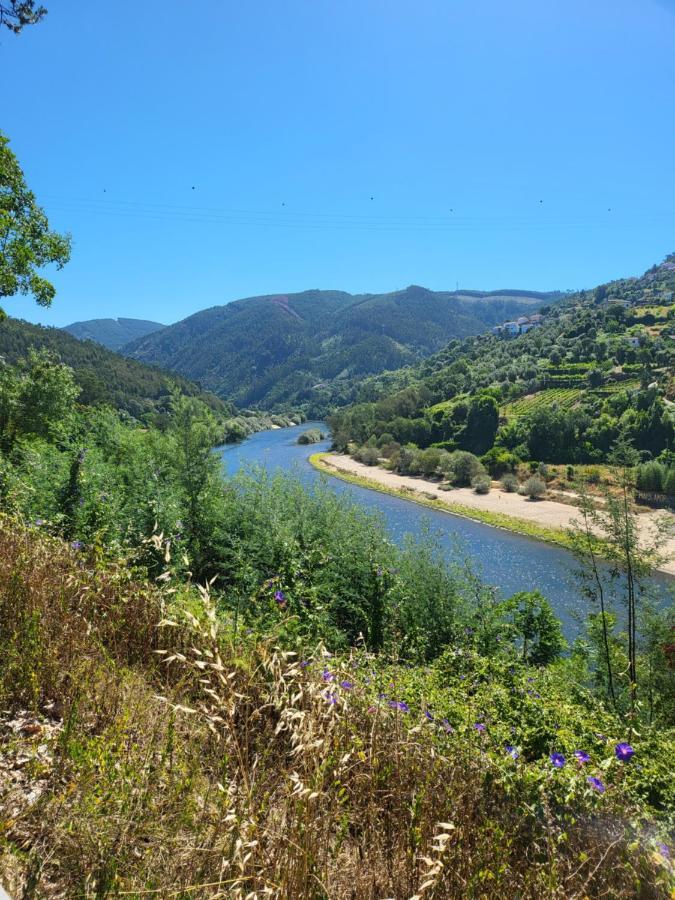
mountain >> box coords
[63,317,165,350]
[123,287,562,413]
[0,317,227,419]
[329,253,675,465]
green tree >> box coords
[0,349,79,449]
[167,394,223,578]
[0,132,71,314]
[0,1,46,32]
[501,590,566,665]
[569,485,617,709]
[571,439,671,718]
[460,394,499,455]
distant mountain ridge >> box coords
[63,317,165,350]
[122,286,562,413]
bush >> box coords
[520,476,547,499]
[418,447,443,477]
[380,441,401,459]
[566,465,575,482]
[297,428,323,445]
[481,447,518,477]
[501,473,519,493]
[471,475,491,494]
[377,432,395,448]
[585,467,602,485]
[444,451,485,487]
[356,446,380,466]
[664,468,675,496]
[636,461,666,493]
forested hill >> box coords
[63,317,165,350]
[122,286,561,413]
[0,317,229,419]
[330,253,675,466]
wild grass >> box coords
[0,517,671,898]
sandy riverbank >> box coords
[313,453,675,577]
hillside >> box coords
[123,287,561,413]
[63,317,165,350]
[330,254,675,468]
[0,317,228,419]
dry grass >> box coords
[0,518,669,898]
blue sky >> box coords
[2,0,675,327]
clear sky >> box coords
[3,0,675,327]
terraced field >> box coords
[502,388,583,418]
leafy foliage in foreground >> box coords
[0,131,69,311]
[0,520,672,898]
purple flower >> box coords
[615,743,634,762]
[587,776,605,793]
[274,590,286,605]
[70,540,83,551]
[323,691,337,705]
[322,669,334,682]
[300,660,310,668]
[391,700,410,713]
[34,518,45,526]
[442,718,454,734]
[474,722,486,732]
[339,680,354,690]
[424,709,434,722]
[505,745,519,760]
[657,842,670,859]
[550,753,566,768]
[574,750,590,764]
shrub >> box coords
[566,465,575,482]
[377,432,395,448]
[481,447,517,477]
[297,428,323,445]
[520,476,547,499]
[380,441,401,459]
[356,446,380,466]
[501,473,519,493]
[664,468,675,496]
[445,451,485,487]
[636,461,666,493]
[586,467,602,485]
[471,475,491,494]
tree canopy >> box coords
[0,1,46,33]
[0,131,71,315]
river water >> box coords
[217,422,671,635]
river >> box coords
[218,422,671,635]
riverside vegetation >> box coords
[1,105,674,897]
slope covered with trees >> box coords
[0,317,228,420]
[331,255,675,469]
[63,316,165,350]
[123,286,560,413]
